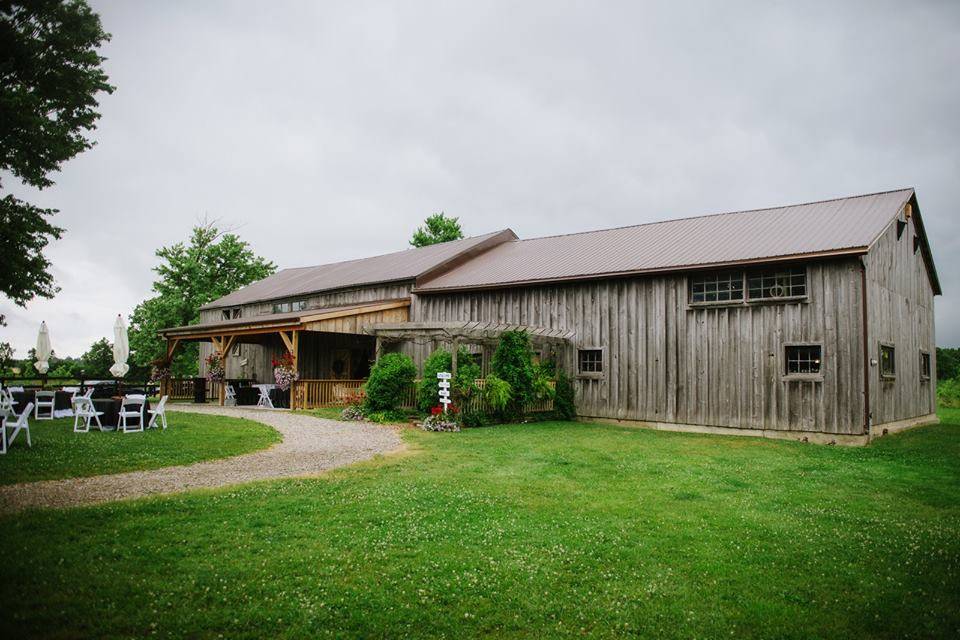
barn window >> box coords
[689,271,744,303]
[747,267,806,300]
[578,349,603,376]
[920,351,931,381]
[785,344,821,376]
[880,344,896,378]
[221,307,240,320]
[272,300,306,314]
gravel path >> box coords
[0,405,404,513]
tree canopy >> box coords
[409,212,464,247]
[0,0,114,307]
[128,222,276,376]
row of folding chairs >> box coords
[73,394,169,433]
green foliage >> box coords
[363,409,411,424]
[491,330,535,419]
[554,369,576,420]
[78,337,113,378]
[937,347,960,381]
[482,374,512,413]
[409,212,464,247]
[364,353,416,412]
[938,378,960,409]
[0,0,113,306]
[128,222,276,376]
[416,347,481,412]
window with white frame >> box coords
[747,267,806,300]
[689,271,744,303]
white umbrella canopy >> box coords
[34,321,52,374]
[109,314,130,378]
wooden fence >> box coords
[292,378,553,414]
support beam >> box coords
[165,338,180,361]
[278,330,295,353]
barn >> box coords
[160,188,941,443]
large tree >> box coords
[128,222,276,376]
[409,212,464,247]
[0,0,113,308]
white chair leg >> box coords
[1,425,6,455]
[25,425,30,447]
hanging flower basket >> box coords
[272,351,299,391]
[205,352,225,382]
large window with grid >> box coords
[747,267,806,300]
[689,271,744,303]
[578,349,603,376]
[880,344,896,378]
[785,344,822,376]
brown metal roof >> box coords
[416,189,930,292]
[201,229,516,310]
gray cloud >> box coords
[3,0,958,357]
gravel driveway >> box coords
[0,405,403,513]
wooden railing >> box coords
[163,378,196,399]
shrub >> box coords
[554,369,576,420]
[459,410,487,428]
[938,377,960,408]
[365,409,411,424]
[483,374,512,413]
[417,347,482,412]
[491,330,535,419]
[420,413,460,432]
[340,405,365,421]
[364,353,416,412]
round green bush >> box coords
[364,353,416,412]
[491,330,535,419]
[417,347,482,413]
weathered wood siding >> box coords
[198,283,410,381]
[413,259,867,434]
[864,210,937,425]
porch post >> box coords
[292,330,300,409]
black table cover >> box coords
[90,398,152,428]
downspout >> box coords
[860,257,871,437]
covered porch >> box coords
[158,300,411,408]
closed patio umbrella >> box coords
[34,321,52,374]
[109,315,130,378]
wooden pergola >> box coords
[366,321,576,376]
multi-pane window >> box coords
[272,300,307,314]
[920,351,931,380]
[785,345,822,376]
[747,268,806,300]
[578,349,603,375]
[880,344,896,378]
[690,271,744,303]
[221,307,240,321]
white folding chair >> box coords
[118,396,146,433]
[148,395,169,429]
[256,386,274,409]
[2,402,34,454]
[72,396,104,433]
[225,384,237,406]
[34,391,55,420]
[0,389,15,422]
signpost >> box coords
[437,371,452,413]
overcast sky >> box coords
[3,0,959,358]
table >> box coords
[11,390,73,415]
[235,385,288,408]
[90,398,152,428]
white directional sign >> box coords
[437,371,452,412]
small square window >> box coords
[920,351,931,381]
[785,344,822,376]
[880,344,896,378]
[578,349,603,375]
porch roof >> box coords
[367,321,576,344]
[159,299,411,341]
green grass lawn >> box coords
[0,412,280,485]
[1,411,959,638]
